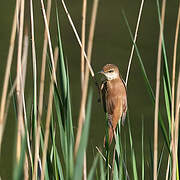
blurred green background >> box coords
[0,0,180,179]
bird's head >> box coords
[98,64,120,80]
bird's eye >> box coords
[108,70,114,73]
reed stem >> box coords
[171,4,180,180]
[153,1,166,179]
[32,0,52,178]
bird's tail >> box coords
[104,127,114,147]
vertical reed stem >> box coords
[81,0,87,178]
[172,70,180,180]
[40,0,56,83]
[16,0,25,162]
[81,0,87,87]
[30,0,37,134]
[32,0,52,178]
[153,0,166,179]
[41,47,58,180]
[172,4,180,179]
[74,0,99,157]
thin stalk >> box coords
[74,0,99,157]
[86,0,99,67]
[83,154,87,180]
[40,0,56,84]
[21,29,33,169]
[110,147,116,180]
[21,27,28,90]
[32,0,52,178]
[16,0,25,162]
[61,0,95,77]
[30,0,37,132]
[172,4,180,180]
[165,156,170,180]
[41,47,59,180]
[29,0,38,173]
[125,0,144,85]
[81,0,87,87]
[81,0,87,179]
[153,1,166,179]
[105,113,110,180]
[24,153,29,180]
[106,150,110,180]
[0,0,20,152]
[22,87,29,179]
[173,69,180,180]
[96,146,111,169]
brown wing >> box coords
[121,92,127,126]
[101,78,127,119]
[106,95,119,115]
[104,95,122,145]
[102,78,127,145]
[118,77,128,126]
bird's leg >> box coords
[108,114,113,129]
[108,119,113,130]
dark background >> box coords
[0,0,180,179]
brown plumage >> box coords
[99,64,127,146]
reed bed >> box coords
[0,0,180,179]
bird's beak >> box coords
[98,70,104,75]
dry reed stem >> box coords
[24,153,29,180]
[0,0,20,152]
[83,154,87,180]
[95,146,111,169]
[166,5,180,179]
[21,28,28,90]
[81,0,87,87]
[40,0,56,84]
[33,0,52,178]
[175,71,180,144]
[165,156,170,180]
[41,47,59,180]
[29,0,37,168]
[153,0,166,179]
[30,0,37,119]
[172,69,180,180]
[85,0,98,66]
[125,0,144,85]
[81,0,87,178]
[74,0,99,157]
[171,4,180,180]
[22,91,29,179]
[29,0,39,172]
[61,0,95,77]
[16,0,20,32]
[21,31,34,168]
[16,0,25,162]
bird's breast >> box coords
[106,78,125,97]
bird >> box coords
[98,64,127,146]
